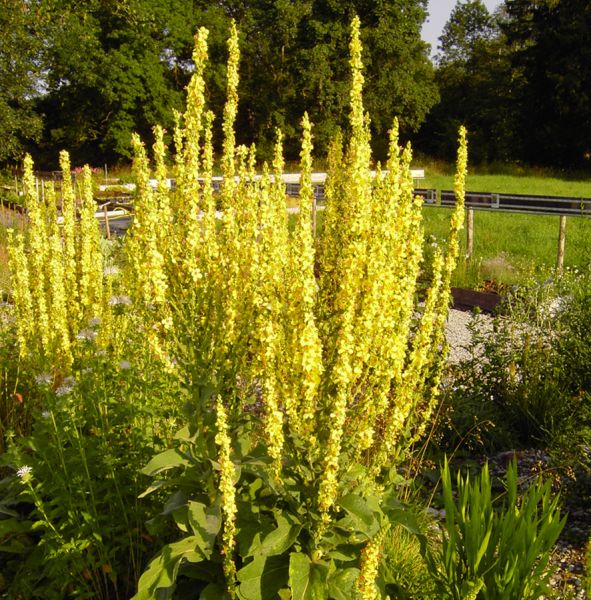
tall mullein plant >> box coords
[7,155,105,377]
[133,17,467,599]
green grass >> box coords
[413,164,591,286]
[423,208,591,287]
[421,172,591,198]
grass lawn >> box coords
[421,172,591,198]
[422,208,591,287]
[417,169,591,286]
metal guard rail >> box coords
[420,189,591,218]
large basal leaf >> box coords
[338,494,380,537]
[187,500,222,558]
[289,553,329,600]
[327,567,360,600]
[236,554,289,600]
[133,536,206,600]
[257,513,302,557]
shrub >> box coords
[435,270,591,469]
[0,347,183,598]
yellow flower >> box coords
[215,398,237,596]
[356,527,388,600]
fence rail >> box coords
[422,189,591,218]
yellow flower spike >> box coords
[47,230,73,369]
[153,125,168,195]
[215,397,238,596]
[221,20,240,203]
[24,158,51,354]
[356,526,389,600]
[171,109,185,214]
[349,15,365,150]
[152,125,173,275]
[21,154,36,210]
[285,113,323,440]
[183,27,208,199]
[6,229,34,355]
[251,166,285,477]
[79,166,103,320]
[201,110,218,256]
[129,134,168,306]
[59,150,80,329]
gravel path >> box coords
[445,308,492,363]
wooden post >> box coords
[312,194,317,238]
[556,215,567,276]
[104,205,111,240]
[466,207,474,260]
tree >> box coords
[35,0,206,165]
[0,0,43,163]
[232,0,438,159]
[502,0,591,167]
[25,0,436,164]
[437,0,497,65]
[416,1,517,163]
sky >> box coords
[422,0,503,57]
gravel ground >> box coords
[445,308,492,363]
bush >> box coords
[434,270,591,470]
[0,343,184,598]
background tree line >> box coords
[1,0,590,169]
[419,0,591,169]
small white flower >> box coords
[55,376,76,397]
[17,465,32,479]
[76,329,97,342]
[119,360,131,370]
[108,295,132,306]
[35,373,52,386]
[41,411,51,419]
[88,317,102,327]
[103,265,119,276]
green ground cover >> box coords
[422,208,591,287]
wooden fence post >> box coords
[466,207,474,260]
[556,215,567,276]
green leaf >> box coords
[133,537,206,600]
[289,553,310,600]
[142,449,190,476]
[257,514,302,557]
[338,494,379,537]
[237,554,289,600]
[187,501,222,558]
[327,568,360,600]
[138,479,168,499]
[289,554,329,600]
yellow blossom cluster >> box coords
[356,526,389,600]
[7,154,105,375]
[215,397,237,596]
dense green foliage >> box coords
[0,1,43,162]
[1,0,436,166]
[425,459,564,600]
[419,0,591,168]
[2,0,590,168]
